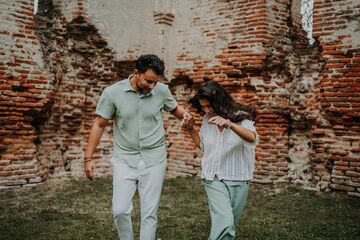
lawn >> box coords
[0,177,359,240]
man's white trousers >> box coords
[111,159,166,240]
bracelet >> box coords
[227,121,235,129]
[84,157,93,162]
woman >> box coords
[181,80,258,240]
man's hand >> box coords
[84,158,96,180]
[83,116,108,180]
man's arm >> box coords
[172,105,199,145]
[84,116,109,180]
[171,105,192,119]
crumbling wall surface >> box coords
[0,0,131,187]
[166,0,270,178]
[68,0,175,79]
[1,0,359,196]
[167,0,294,181]
[85,0,162,60]
[311,0,360,196]
[166,0,360,196]
[33,0,119,179]
[0,0,53,187]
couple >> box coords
[84,54,258,240]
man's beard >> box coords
[135,80,149,94]
[139,86,151,95]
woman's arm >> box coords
[228,122,256,142]
[181,116,202,149]
[187,128,201,149]
[208,116,256,142]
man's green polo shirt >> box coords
[95,76,177,168]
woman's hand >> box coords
[208,116,232,128]
[181,113,201,149]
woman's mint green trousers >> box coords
[203,177,250,240]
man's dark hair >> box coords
[135,54,165,75]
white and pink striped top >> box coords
[200,114,258,181]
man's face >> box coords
[134,69,161,94]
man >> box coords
[84,54,192,240]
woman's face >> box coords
[199,98,213,114]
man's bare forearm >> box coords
[171,105,189,119]
[84,116,108,158]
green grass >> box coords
[0,177,359,240]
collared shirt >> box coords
[95,76,177,168]
[200,114,258,181]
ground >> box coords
[0,177,359,240]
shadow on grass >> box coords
[0,177,359,240]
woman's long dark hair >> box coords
[189,81,256,122]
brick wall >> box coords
[0,0,359,196]
[34,0,117,179]
[166,0,360,196]
[0,0,125,187]
[311,0,360,195]
[0,0,51,187]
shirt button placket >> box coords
[213,132,218,178]
[138,96,142,159]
